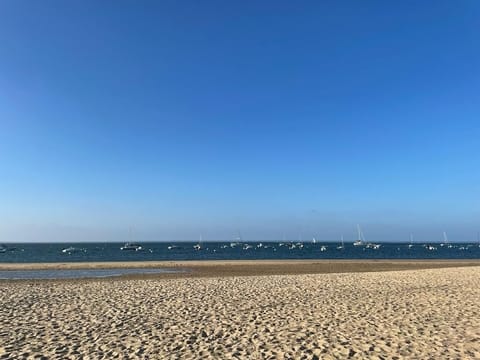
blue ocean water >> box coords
[1,241,479,263]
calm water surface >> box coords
[1,242,479,263]
[0,268,179,280]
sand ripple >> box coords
[1,267,480,359]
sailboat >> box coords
[193,234,203,250]
[230,232,242,248]
[312,237,316,244]
[354,225,380,249]
[353,225,364,246]
[440,231,453,249]
[408,233,414,248]
[279,233,286,247]
[337,235,345,250]
[408,233,414,249]
[121,227,143,251]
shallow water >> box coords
[0,268,179,280]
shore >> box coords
[1,259,480,279]
[1,262,479,359]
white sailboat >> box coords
[353,224,364,246]
[354,225,380,249]
[279,233,286,247]
[121,227,143,251]
[440,231,453,248]
[408,233,414,249]
[337,235,345,250]
[230,232,242,247]
[193,234,203,250]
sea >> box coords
[1,241,480,263]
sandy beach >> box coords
[1,262,479,359]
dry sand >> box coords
[1,264,480,359]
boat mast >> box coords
[357,224,366,242]
[236,231,242,242]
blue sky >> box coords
[1,1,479,242]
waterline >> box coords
[0,268,180,280]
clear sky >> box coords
[1,1,479,242]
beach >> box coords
[1,261,479,359]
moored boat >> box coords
[120,243,143,251]
[353,225,365,246]
[62,246,85,254]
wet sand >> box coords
[1,259,480,279]
[0,262,479,359]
